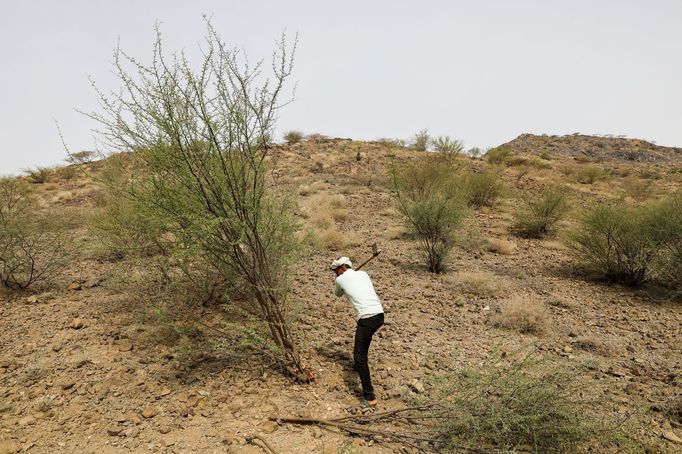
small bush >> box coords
[465,170,504,208]
[391,158,470,272]
[467,147,482,159]
[492,294,549,335]
[411,129,430,151]
[513,185,570,238]
[283,130,304,145]
[23,166,53,184]
[485,237,515,255]
[446,270,507,298]
[432,136,464,158]
[649,192,682,289]
[575,166,606,184]
[436,351,608,453]
[484,145,513,164]
[0,178,69,289]
[566,201,672,286]
[621,177,653,201]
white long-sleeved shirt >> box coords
[333,269,384,321]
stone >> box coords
[158,387,171,397]
[117,340,133,352]
[60,380,76,390]
[260,420,279,434]
[69,318,84,329]
[67,282,82,291]
[106,425,123,436]
[160,437,175,447]
[0,441,21,454]
[51,343,62,352]
[141,405,159,418]
[409,379,425,394]
[18,415,36,426]
[662,429,682,444]
[157,425,172,434]
[26,296,39,304]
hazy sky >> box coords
[2,0,681,175]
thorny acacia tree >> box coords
[85,21,311,379]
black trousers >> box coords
[353,313,384,401]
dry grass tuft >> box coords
[485,238,515,255]
[384,226,407,240]
[492,294,549,335]
[446,270,507,298]
[570,336,613,357]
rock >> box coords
[117,340,133,352]
[60,380,76,390]
[562,346,573,353]
[123,427,140,438]
[106,425,123,436]
[125,412,142,425]
[158,387,171,397]
[662,429,682,444]
[260,420,279,434]
[157,425,172,434]
[18,415,36,426]
[69,318,84,329]
[26,295,39,304]
[51,343,62,352]
[141,405,159,418]
[160,437,175,447]
[67,282,82,291]
[409,379,425,394]
[0,441,21,454]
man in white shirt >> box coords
[331,256,385,410]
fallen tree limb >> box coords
[246,434,279,454]
[269,413,498,453]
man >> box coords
[331,256,384,411]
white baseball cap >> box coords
[330,256,353,270]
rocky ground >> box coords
[1,137,681,453]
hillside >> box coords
[1,136,681,453]
[499,133,682,163]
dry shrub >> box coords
[447,270,506,298]
[331,209,349,222]
[23,167,53,184]
[620,177,653,201]
[485,238,515,255]
[328,194,346,209]
[493,294,549,335]
[571,336,613,357]
[283,130,304,144]
[320,228,359,251]
[384,226,407,240]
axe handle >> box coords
[355,251,381,271]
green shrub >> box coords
[432,135,464,158]
[484,145,513,164]
[465,170,504,208]
[85,22,309,378]
[283,130,304,145]
[391,158,469,272]
[621,177,653,201]
[0,178,68,289]
[411,129,430,151]
[436,352,608,453]
[513,185,569,238]
[575,166,606,184]
[23,166,53,184]
[654,193,682,290]
[566,201,671,286]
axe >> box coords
[355,243,381,271]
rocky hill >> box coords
[0,138,681,453]
[499,133,682,163]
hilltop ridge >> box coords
[497,133,682,163]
